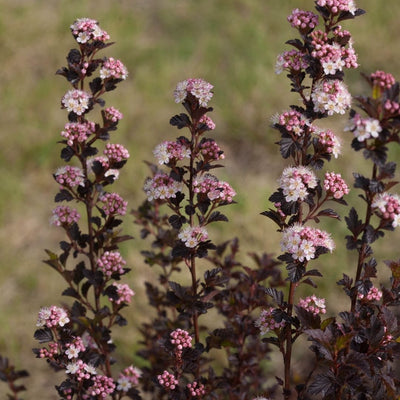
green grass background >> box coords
[1,0,400,398]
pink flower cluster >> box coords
[153,141,191,165]
[315,0,357,15]
[187,381,206,397]
[65,359,97,381]
[100,192,127,216]
[275,49,309,75]
[199,115,216,130]
[104,143,130,163]
[100,57,128,81]
[384,99,400,116]
[316,128,341,158]
[200,139,225,161]
[89,375,116,398]
[144,173,183,201]
[178,225,209,248]
[157,370,178,391]
[324,172,349,199]
[104,106,123,122]
[372,192,400,228]
[255,307,286,335]
[38,342,59,359]
[193,175,236,203]
[70,18,110,43]
[55,165,85,188]
[345,113,382,141]
[279,166,318,202]
[50,205,81,227]
[280,224,335,262]
[311,79,351,115]
[357,285,382,302]
[370,70,395,90]
[170,328,192,352]
[287,9,319,33]
[65,336,86,359]
[174,78,214,107]
[275,110,308,137]
[37,306,70,328]
[97,251,126,277]
[61,89,91,116]
[61,121,96,146]
[110,283,135,305]
[117,365,141,392]
[311,28,357,75]
[298,295,327,316]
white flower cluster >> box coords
[279,166,318,202]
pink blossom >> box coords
[153,141,191,165]
[37,306,70,328]
[104,106,123,122]
[144,173,183,201]
[100,57,128,80]
[70,18,110,43]
[187,381,206,397]
[324,172,349,199]
[274,110,308,137]
[39,342,59,359]
[174,78,214,107]
[287,9,319,33]
[61,89,91,116]
[316,128,341,158]
[117,365,141,391]
[89,375,116,397]
[50,205,80,227]
[281,224,334,262]
[65,359,94,381]
[100,192,127,216]
[357,285,382,302]
[275,49,309,75]
[199,115,216,130]
[178,226,208,248]
[372,192,400,228]
[157,370,178,390]
[345,113,382,141]
[315,0,357,16]
[170,328,192,351]
[311,79,351,115]
[298,295,327,316]
[193,174,236,203]
[370,70,396,90]
[65,337,86,360]
[255,307,285,335]
[61,121,96,146]
[279,166,318,202]
[103,143,130,163]
[199,139,224,161]
[97,251,126,277]
[110,283,135,305]
[55,166,85,188]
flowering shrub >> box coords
[1,2,400,400]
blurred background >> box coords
[1,0,400,398]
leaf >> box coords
[265,287,284,306]
[316,208,340,220]
[55,189,74,202]
[169,113,191,129]
[34,328,54,343]
[345,207,363,235]
[60,146,75,162]
[62,287,80,299]
[208,211,228,223]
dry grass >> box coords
[1,0,400,398]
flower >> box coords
[100,192,127,216]
[61,89,91,115]
[281,224,334,262]
[118,365,141,390]
[70,18,110,43]
[173,78,214,107]
[103,143,130,163]
[279,166,318,202]
[311,79,351,115]
[315,0,357,15]
[255,307,285,335]
[170,329,192,351]
[187,381,206,397]
[104,106,123,122]
[97,251,127,277]
[357,285,382,302]
[178,226,209,248]
[50,206,80,227]
[372,192,400,228]
[109,283,135,305]
[61,121,96,146]
[316,128,341,158]
[287,9,319,33]
[324,172,349,199]
[144,173,183,201]
[298,295,327,316]
[193,174,236,203]
[54,166,85,188]
[89,375,116,397]
[153,140,191,165]
[157,370,178,390]
[370,70,395,90]
[275,49,309,75]
[100,57,128,80]
[37,306,70,328]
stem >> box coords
[283,281,296,399]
